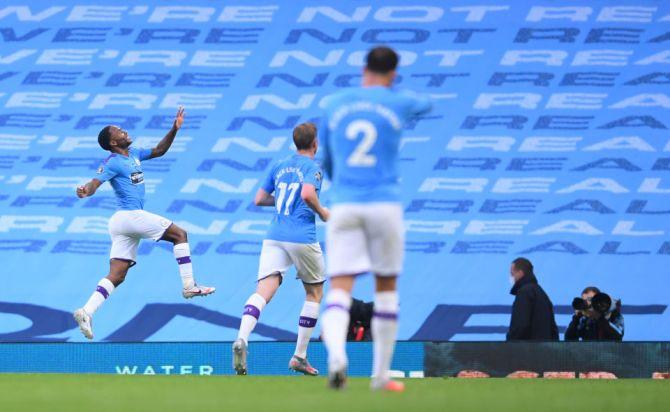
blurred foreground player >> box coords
[320,46,431,391]
[73,107,215,340]
[232,122,329,376]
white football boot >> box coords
[289,356,319,376]
[182,284,216,299]
[232,338,248,375]
[73,308,93,340]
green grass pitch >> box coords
[0,374,668,411]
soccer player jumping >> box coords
[73,107,215,340]
[232,122,329,376]
[320,47,431,391]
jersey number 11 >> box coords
[275,182,300,215]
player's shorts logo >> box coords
[130,172,144,185]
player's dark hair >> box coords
[365,46,399,74]
[293,122,317,150]
[582,286,600,295]
[98,126,113,151]
[512,257,534,277]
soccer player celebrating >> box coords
[73,107,215,340]
[320,47,432,391]
[232,122,328,376]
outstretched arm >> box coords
[76,179,103,198]
[319,117,333,179]
[149,106,184,159]
[402,89,432,117]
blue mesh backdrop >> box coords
[0,1,669,342]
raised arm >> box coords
[76,179,103,198]
[149,106,184,159]
[301,183,329,222]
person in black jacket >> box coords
[506,257,559,341]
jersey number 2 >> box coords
[275,182,300,215]
[346,120,377,167]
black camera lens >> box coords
[572,297,587,311]
[591,293,612,314]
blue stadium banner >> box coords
[0,342,424,377]
[0,1,669,342]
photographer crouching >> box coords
[565,286,624,341]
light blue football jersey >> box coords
[95,146,152,210]
[321,86,431,204]
[261,154,323,244]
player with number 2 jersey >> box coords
[319,46,432,391]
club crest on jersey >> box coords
[130,171,144,185]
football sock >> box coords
[371,291,399,382]
[173,243,195,289]
[83,278,115,316]
[294,300,320,358]
[237,293,267,344]
[322,288,351,372]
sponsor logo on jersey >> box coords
[130,171,144,185]
[96,166,104,174]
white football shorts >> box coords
[326,202,404,277]
[257,239,325,284]
[108,210,172,264]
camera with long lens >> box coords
[590,293,614,315]
[566,289,624,340]
[572,292,614,313]
[572,297,590,311]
